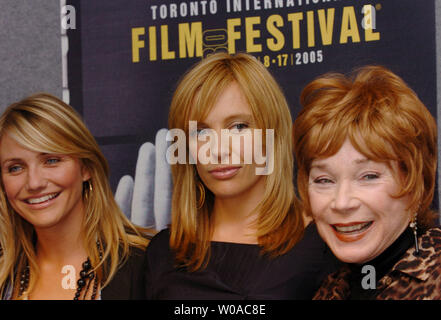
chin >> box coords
[336,254,367,264]
[211,190,242,199]
[332,245,376,264]
[27,217,61,230]
[208,183,243,197]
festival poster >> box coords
[66,0,437,227]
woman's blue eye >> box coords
[8,165,22,173]
[46,158,60,165]
[197,128,210,136]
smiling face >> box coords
[308,139,412,264]
[191,81,266,200]
[0,134,90,231]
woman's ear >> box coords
[81,163,92,182]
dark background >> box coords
[66,0,437,193]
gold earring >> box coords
[83,180,93,200]
[196,180,205,209]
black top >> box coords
[1,246,148,300]
[145,223,341,299]
[101,246,147,300]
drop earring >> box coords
[409,213,419,255]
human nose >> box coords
[26,165,47,191]
[209,129,231,164]
[331,180,360,213]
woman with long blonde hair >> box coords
[145,52,339,299]
[0,93,149,299]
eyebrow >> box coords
[198,113,254,127]
[223,113,254,123]
[1,158,22,166]
[1,153,54,166]
[310,158,372,170]
[354,158,372,164]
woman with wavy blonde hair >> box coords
[145,52,338,299]
[0,93,149,299]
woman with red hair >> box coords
[294,65,441,299]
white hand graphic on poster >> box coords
[115,128,172,231]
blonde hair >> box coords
[168,52,304,271]
[0,93,149,298]
[293,65,438,230]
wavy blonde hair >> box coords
[0,93,149,298]
[294,65,438,230]
[168,52,304,271]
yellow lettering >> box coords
[340,6,360,44]
[318,8,334,45]
[161,25,176,60]
[365,25,380,42]
[245,17,262,53]
[287,12,303,49]
[227,18,242,54]
[148,26,157,61]
[307,11,315,47]
[266,15,285,52]
[132,27,145,63]
[179,22,203,58]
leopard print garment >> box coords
[313,227,441,300]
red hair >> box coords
[293,66,438,229]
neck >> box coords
[359,227,414,277]
[347,227,414,300]
[211,179,265,244]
